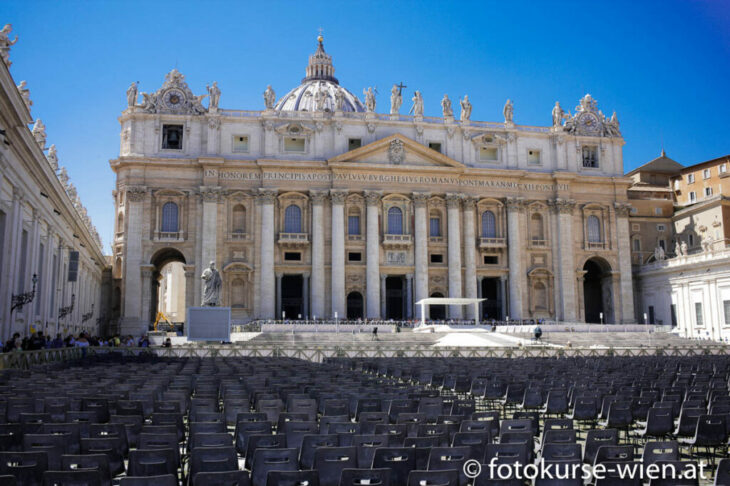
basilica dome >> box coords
[274,36,365,113]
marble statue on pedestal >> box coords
[32,119,46,150]
[17,81,31,112]
[503,99,514,124]
[47,144,58,170]
[201,261,222,306]
[702,234,713,253]
[0,24,18,67]
[460,95,472,121]
[126,82,138,108]
[263,85,276,110]
[334,87,345,111]
[654,245,665,261]
[58,167,69,187]
[441,94,453,117]
[390,85,402,115]
[552,101,565,127]
[207,82,220,111]
[315,85,327,111]
[674,241,681,258]
[410,90,424,117]
[364,87,376,112]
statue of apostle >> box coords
[390,84,402,115]
[201,261,222,306]
[460,95,472,121]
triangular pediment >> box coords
[328,134,465,168]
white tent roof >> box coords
[416,298,485,305]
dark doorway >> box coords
[347,292,364,319]
[385,276,404,319]
[149,248,186,326]
[281,275,304,319]
[481,278,502,320]
[430,292,446,320]
[583,258,610,323]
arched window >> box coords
[387,207,403,235]
[231,278,245,308]
[161,202,178,233]
[481,210,496,238]
[531,213,544,240]
[429,210,441,237]
[534,282,547,310]
[232,205,246,233]
[633,238,641,252]
[587,215,601,242]
[284,205,302,233]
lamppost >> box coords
[82,304,95,323]
[59,294,75,320]
[11,274,38,313]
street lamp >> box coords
[59,294,76,320]
[82,304,95,323]
[11,273,38,313]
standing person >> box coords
[372,326,378,341]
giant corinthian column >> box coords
[310,191,327,319]
[463,197,477,319]
[258,189,277,319]
[614,202,636,323]
[505,197,524,320]
[330,190,347,318]
[446,194,463,319]
[365,191,381,318]
[413,192,429,318]
[551,198,577,321]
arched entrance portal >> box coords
[583,258,612,323]
[150,248,187,326]
[347,292,363,319]
[281,275,303,319]
[429,292,446,320]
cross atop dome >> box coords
[303,31,338,84]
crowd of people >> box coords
[0,331,154,352]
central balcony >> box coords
[278,232,309,248]
[383,234,413,249]
[479,237,506,249]
[586,241,606,250]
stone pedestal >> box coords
[187,307,231,341]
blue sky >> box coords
[4,0,729,253]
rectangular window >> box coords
[429,218,441,237]
[284,252,301,261]
[673,179,680,190]
[703,169,711,179]
[689,192,696,203]
[428,142,442,153]
[721,164,727,174]
[689,234,694,246]
[633,239,640,251]
[632,223,640,231]
[232,135,249,153]
[657,224,665,232]
[527,149,541,165]
[724,300,730,325]
[687,174,695,184]
[648,306,655,324]
[654,208,663,216]
[68,251,79,282]
[347,215,360,235]
[479,147,498,162]
[161,124,183,150]
[348,138,362,151]
[695,302,704,327]
[348,252,362,262]
[483,255,498,265]
[430,254,443,264]
[284,137,305,152]
[582,146,598,168]
[705,187,713,197]
[670,304,677,327]
[630,208,638,215]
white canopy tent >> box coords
[415,298,486,326]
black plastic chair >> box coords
[452,431,490,463]
[189,446,239,479]
[339,468,391,486]
[407,469,459,486]
[61,454,111,486]
[22,433,67,470]
[584,429,618,464]
[192,470,251,486]
[80,437,126,476]
[234,422,272,456]
[641,441,679,466]
[42,471,101,486]
[128,448,178,480]
[250,448,298,486]
[119,475,178,486]
[300,434,339,470]
[637,408,674,442]
[0,451,48,486]
[594,461,642,486]
[647,460,699,486]
[265,470,319,486]
[714,458,730,486]
[314,446,357,486]
[373,447,416,486]
[426,446,471,486]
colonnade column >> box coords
[500,275,508,320]
[183,265,196,311]
[505,197,524,320]
[446,194,463,319]
[614,202,636,323]
[310,191,326,319]
[413,192,429,318]
[380,274,387,319]
[140,265,154,327]
[552,199,577,321]
[258,189,276,319]
[275,273,283,319]
[330,191,347,318]
[406,274,413,319]
[463,197,477,319]
[201,187,220,272]
[302,273,310,319]
[365,191,381,319]
[0,189,22,339]
[121,186,146,335]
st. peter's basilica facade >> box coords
[111,36,634,335]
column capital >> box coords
[329,190,348,205]
[365,191,382,206]
[462,196,477,210]
[504,197,525,211]
[302,272,311,278]
[406,273,414,280]
[140,264,155,278]
[310,190,328,205]
[412,192,430,207]
[548,198,576,214]
[446,193,462,209]
[199,186,222,203]
[257,188,278,204]
[614,201,632,217]
[125,186,147,202]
